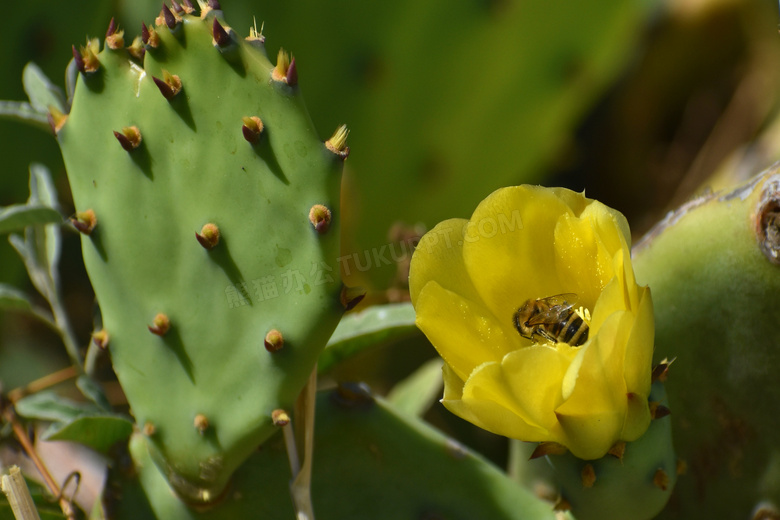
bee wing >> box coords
[526,293,577,326]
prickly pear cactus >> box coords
[55,1,349,501]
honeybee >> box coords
[513,293,589,346]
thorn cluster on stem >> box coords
[340,285,366,311]
[326,125,350,159]
[105,18,125,49]
[308,204,332,234]
[194,413,210,434]
[153,70,183,100]
[148,313,171,336]
[264,329,284,353]
[242,116,264,143]
[272,49,298,87]
[71,209,97,235]
[113,126,142,152]
[212,18,231,47]
[196,223,220,250]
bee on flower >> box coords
[513,293,591,347]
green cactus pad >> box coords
[101,385,565,520]
[57,6,344,501]
[633,168,780,518]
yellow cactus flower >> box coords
[409,186,653,460]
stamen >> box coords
[574,306,591,323]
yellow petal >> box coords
[442,361,548,440]
[441,362,466,401]
[579,200,632,254]
[553,212,616,309]
[589,248,635,333]
[556,311,632,458]
[589,271,623,334]
[623,286,654,396]
[548,187,590,216]
[410,219,480,305]
[444,345,577,440]
[552,200,632,313]
[560,312,628,410]
[621,389,652,442]
[621,242,641,312]
[497,345,577,430]
[555,408,623,460]
[442,395,551,441]
[462,186,578,326]
[415,281,515,380]
[450,351,560,439]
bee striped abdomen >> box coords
[557,312,588,346]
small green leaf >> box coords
[0,100,50,131]
[27,164,62,288]
[28,164,60,210]
[8,233,47,299]
[15,391,133,454]
[22,62,66,115]
[0,205,61,235]
[8,234,30,263]
[43,415,133,454]
[65,61,78,105]
[386,358,443,417]
[0,284,32,312]
[14,391,98,423]
[10,229,54,303]
[319,303,418,373]
[76,375,112,412]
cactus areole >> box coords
[56,5,345,502]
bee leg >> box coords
[536,329,558,344]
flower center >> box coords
[512,293,591,347]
